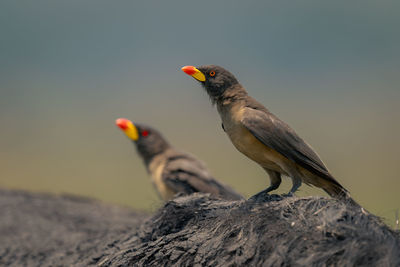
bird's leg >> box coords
[249,170,281,202]
[287,176,302,196]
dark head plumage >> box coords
[116,119,170,165]
[132,123,170,164]
[198,65,239,103]
[182,65,242,104]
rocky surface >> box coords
[0,189,148,266]
[0,189,399,266]
[96,194,400,266]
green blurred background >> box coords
[1,1,399,225]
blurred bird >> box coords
[181,65,350,201]
[115,118,243,201]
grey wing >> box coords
[241,107,344,188]
[162,154,243,200]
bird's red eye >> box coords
[209,71,215,77]
[141,130,149,137]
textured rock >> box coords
[96,194,400,266]
[0,189,399,266]
[0,189,148,266]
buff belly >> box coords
[227,124,288,174]
[148,157,176,201]
[219,105,288,175]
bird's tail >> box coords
[323,183,361,208]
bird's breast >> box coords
[148,155,175,201]
[218,105,286,173]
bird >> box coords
[115,118,243,201]
[181,65,351,201]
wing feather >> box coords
[241,107,343,188]
[162,153,242,200]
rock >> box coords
[0,189,399,266]
[0,189,148,266]
[96,194,400,266]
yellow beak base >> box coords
[125,122,139,141]
[181,66,206,82]
[191,69,206,82]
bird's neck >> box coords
[137,143,170,167]
[217,84,248,106]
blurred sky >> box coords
[0,1,399,224]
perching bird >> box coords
[115,118,243,201]
[181,65,350,200]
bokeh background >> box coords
[1,1,399,225]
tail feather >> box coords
[323,183,361,207]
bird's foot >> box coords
[174,192,186,198]
[281,192,295,198]
[248,191,282,203]
[248,191,268,202]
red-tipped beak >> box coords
[115,118,139,141]
[115,118,130,130]
[181,66,206,82]
[181,66,197,75]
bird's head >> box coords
[115,118,170,163]
[181,65,239,103]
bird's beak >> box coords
[115,118,139,141]
[181,66,206,82]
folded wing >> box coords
[162,153,243,200]
[241,107,345,190]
